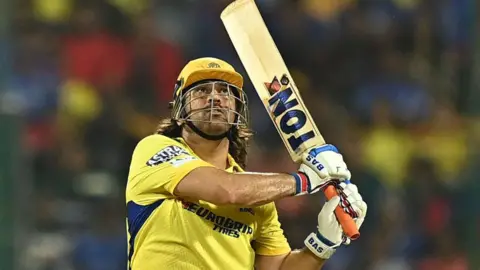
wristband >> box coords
[291,172,310,195]
[304,231,340,259]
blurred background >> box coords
[0,0,479,269]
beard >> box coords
[187,108,233,136]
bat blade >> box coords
[221,0,324,162]
[221,0,360,240]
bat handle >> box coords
[323,183,360,240]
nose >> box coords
[207,89,222,106]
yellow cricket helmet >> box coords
[169,57,249,140]
[173,57,244,99]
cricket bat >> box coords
[221,0,359,239]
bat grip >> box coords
[323,184,360,240]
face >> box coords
[183,81,239,136]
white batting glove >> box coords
[292,144,351,195]
[336,182,367,226]
[304,183,367,260]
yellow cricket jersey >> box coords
[126,134,291,270]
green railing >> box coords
[0,114,21,270]
[0,0,14,268]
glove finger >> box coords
[355,217,365,230]
[338,184,363,206]
[339,187,364,218]
[340,198,358,218]
[339,183,358,195]
[349,183,358,193]
[330,167,351,180]
[359,200,368,218]
[350,200,367,223]
[324,196,341,214]
[327,161,351,179]
[351,199,366,216]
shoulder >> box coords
[136,134,182,148]
[131,135,194,166]
[134,135,189,155]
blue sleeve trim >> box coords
[127,200,164,269]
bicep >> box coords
[174,166,233,205]
[255,254,289,270]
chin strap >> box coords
[185,121,232,141]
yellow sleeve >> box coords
[253,202,291,256]
[126,135,214,203]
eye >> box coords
[219,86,229,94]
[194,87,209,94]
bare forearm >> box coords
[175,167,297,206]
[280,248,326,270]
[227,172,296,206]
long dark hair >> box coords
[155,118,254,169]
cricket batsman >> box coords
[125,57,367,270]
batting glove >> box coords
[304,183,367,260]
[292,144,351,195]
